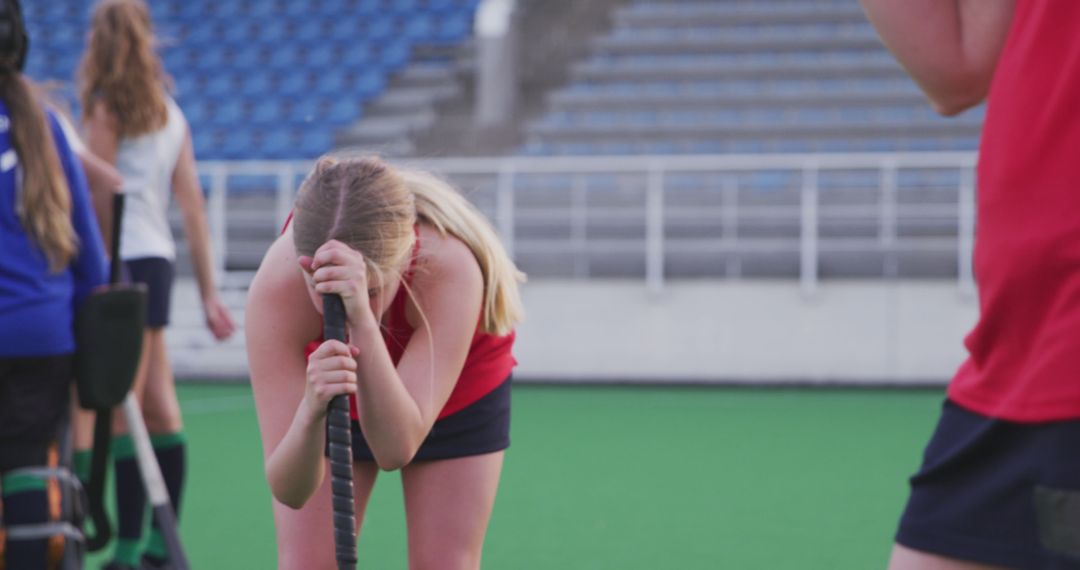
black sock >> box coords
[143,432,186,565]
[112,434,145,566]
[2,471,49,569]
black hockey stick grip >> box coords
[322,294,356,569]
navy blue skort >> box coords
[124,257,174,328]
[331,377,511,464]
[896,399,1080,568]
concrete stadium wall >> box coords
[170,278,977,385]
[514,280,976,385]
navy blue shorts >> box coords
[897,399,1080,568]
[342,377,511,463]
[0,355,72,471]
[124,257,174,328]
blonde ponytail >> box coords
[400,169,525,335]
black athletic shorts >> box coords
[125,257,174,328]
[0,355,73,472]
[896,399,1080,568]
[330,377,512,464]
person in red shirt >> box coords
[862,0,1080,568]
[246,156,524,569]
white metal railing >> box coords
[197,151,978,297]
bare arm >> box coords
[83,101,121,249]
[309,228,482,471]
[354,233,481,470]
[172,128,235,340]
[859,0,1015,115]
[247,234,333,508]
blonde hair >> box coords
[292,156,525,335]
[78,0,169,138]
[0,66,77,272]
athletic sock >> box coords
[112,434,145,567]
[142,432,186,565]
[1,471,49,569]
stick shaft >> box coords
[323,294,357,569]
[122,394,190,570]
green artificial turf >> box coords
[82,383,943,569]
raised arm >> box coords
[171,127,235,340]
[247,233,334,508]
[309,228,482,471]
[859,0,1015,115]
[83,100,121,249]
[359,232,481,469]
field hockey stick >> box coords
[121,393,190,570]
[323,293,357,569]
[83,192,146,552]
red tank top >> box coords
[290,216,516,420]
[947,0,1080,422]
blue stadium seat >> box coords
[378,41,411,71]
[255,19,289,45]
[267,49,301,70]
[194,48,229,72]
[329,20,362,42]
[245,1,276,19]
[25,0,481,160]
[403,15,436,42]
[437,14,471,43]
[314,70,352,97]
[288,99,321,126]
[192,128,218,158]
[276,70,313,99]
[240,72,274,97]
[299,130,333,158]
[210,100,246,127]
[251,100,286,125]
[364,16,396,43]
[203,75,235,98]
[182,99,210,125]
[355,70,385,99]
[221,130,255,159]
[340,45,374,68]
[304,45,337,68]
[231,46,263,69]
[221,23,253,46]
[259,129,295,159]
[294,19,325,42]
[327,99,361,123]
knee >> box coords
[142,409,182,434]
[409,548,480,570]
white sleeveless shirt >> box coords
[117,96,187,261]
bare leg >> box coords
[112,329,153,434]
[401,452,505,570]
[274,461,378,570]
[138,329,182,435]
[888,543,1012,570]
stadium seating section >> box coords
[522,0,984,156]
[23,0,479,160]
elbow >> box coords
[372,440,421,472]
[373,448,416,472]
[276,494,307,510]
[927,75,991,117]
[269,483,309,510]
[929,93,982,117]
[266,468,313,510]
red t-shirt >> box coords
[948,0,1080,422]
[295,219,516,421]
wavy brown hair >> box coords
[78,0,169,137]
[0,63,77,272]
